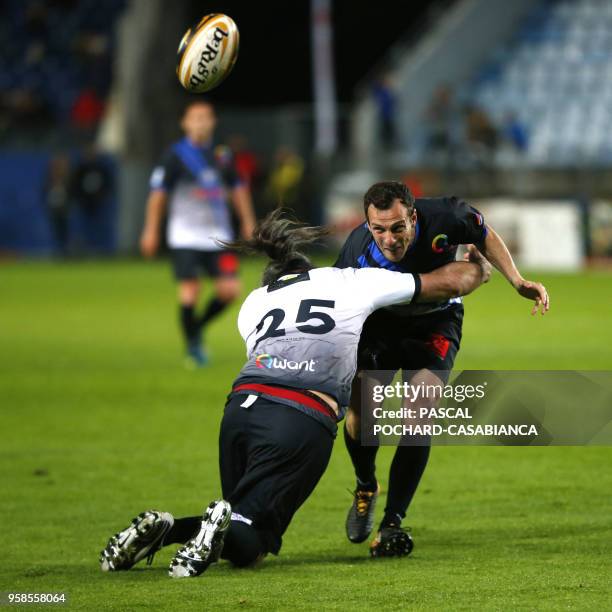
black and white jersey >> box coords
[334,196,487,316]
[149,138,241,251]
[232,267,420,426]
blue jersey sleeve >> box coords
[444,197,487,245]
[149,150,180,192]
[334,225,369,268]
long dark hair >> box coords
[221,209,329,285]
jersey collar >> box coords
[184,136,212,152]
[367,240,406,272]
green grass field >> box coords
[1,259,611,610]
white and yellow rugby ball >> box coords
[176,13,239,93]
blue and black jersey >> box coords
[334,196,487,315]
[149,138,242,251]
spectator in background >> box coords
[71,89,105,132]
[372,74,397,149]
[0,0,123,147]
[265,146,304,209]
[70,31,111,135]
[75,31,113,99]
[503,112,529,153]
[71,143,112,217]
[228,134,260,190]
[464,104,498,165]
[0,89,52,135]
[44,154,72,256]
[24,1,50,66]
[424,84,458,164]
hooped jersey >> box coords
[334,196,487,316]
[232,266,420,431]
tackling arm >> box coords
[417,246,492,302]
[140,190,168,258]
[478,225,550,315]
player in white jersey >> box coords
[140,100,256,367]
[100,210,491,578]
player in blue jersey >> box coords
[100,210,492,578]
[140,100,256,366]
[335,181,549,557]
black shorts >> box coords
[170,248,239,281]
[357,305,464,383]
[219,394,334,555]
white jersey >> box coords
[232,266,419,428]
[166,179,233,251]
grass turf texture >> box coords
[1,259,611,610]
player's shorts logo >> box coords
[426,333,450,359]
[219,252,239,275]
[255,354,273,369]
[431,233,449,253]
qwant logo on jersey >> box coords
[255,354,316,372]
[255,354,273,369]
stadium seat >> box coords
[466,0,612,166]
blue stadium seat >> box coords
[468,0,612,165]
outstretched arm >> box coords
[478,225,550,315]
[140,190,167,258]
[231,185,256,240]
[418,246,492,302]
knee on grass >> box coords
[222,521,267,568]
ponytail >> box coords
[221,208,328,285]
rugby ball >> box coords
[176,14,239,93]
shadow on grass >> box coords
[94,551,375,577]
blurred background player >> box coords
[140,99,256,367]
[335,181,549,557]
[100,209,492,578]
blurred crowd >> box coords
[44,144,114,255]
[0,0,125,144]
[40,136,306,256]
[225,136,307,218]
[424,84,528,167]
[372,78,529,167]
